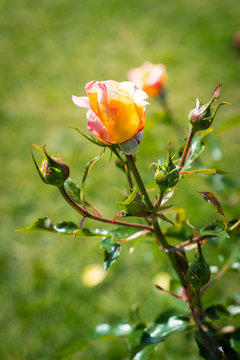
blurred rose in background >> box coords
[127,62,167,98]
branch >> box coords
[178,128,196,170]
[59,186,154,232]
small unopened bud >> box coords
[188,98,213,132]
[154,149,179,192]
[31,145,69,187]
[188,83,223,132]
[154,167,168,192]
[41,157,69,186]
[187,242,210,289]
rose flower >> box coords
[127,62,167,98]
[72,80,148,145]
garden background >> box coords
[1,0,240,359]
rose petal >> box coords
[86,109,113,144]
[132,89,149,106]
[147,65,166,86]
[96,83,144,143]
[72,96,90,109]
[118,81,137,98]
[85,81,98,93]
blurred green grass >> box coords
[0,0,240,358]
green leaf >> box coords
[17,217,111,239]
[141,316,192,345]
[230,328,240,354]
[100,239,121,270]
[131,346,155,360]
[70,125,106,147]
[17,217,55,233]
[195,336,219,360]
[81,152,104,199]
[204,305,230,320]
[199,221,230,239]
[182,135,205,170]
[128,324,153,360]
[180,169,227,175]
[64,178,81,204]
[116,186,149,216]
[130,315,192,359]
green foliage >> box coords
[80,152,105,199]
[181,134,205,171]
[100,240,121,270]
[116,186,149,216]
[129,314,193,359]
[17,216,110,238]
[59,313,193,360]
[64,178,81,204]
[181,168,226,175]
[199,221,229,239]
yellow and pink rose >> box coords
[72,80,149,145]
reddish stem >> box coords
[178,128,195,170]
[59,186,154,232]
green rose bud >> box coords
[40,157,69,186]
[154,149,179,192]
[31,145,69,187]
[187,242,210,289]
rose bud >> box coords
[31,145,69,187]
[154,149,179,192]
[187,242,210,289]
[188,83,225,132]
[188,98,213,131]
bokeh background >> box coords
[1,0,240,359]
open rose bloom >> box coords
[127,62,167,98]
[72,80,148,146]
